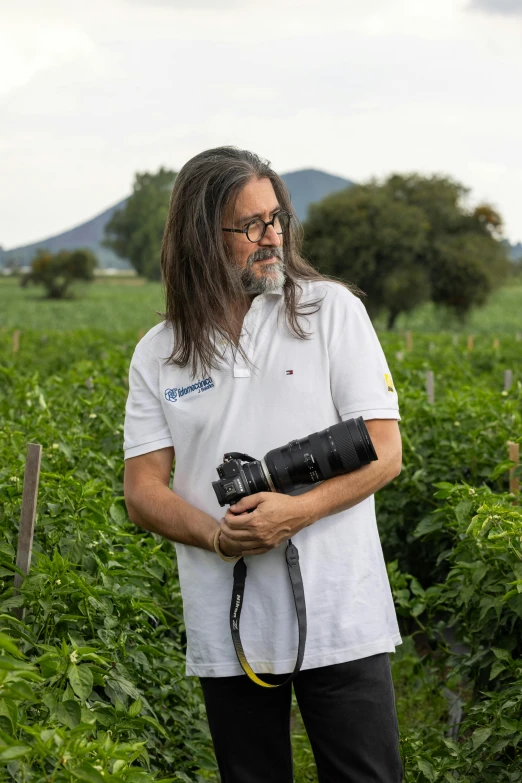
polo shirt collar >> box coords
[251,286,285,304]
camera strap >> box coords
[230,539,307,688]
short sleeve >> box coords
[123,342,174,459]
[328,290,400,422]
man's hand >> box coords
[217,420,402,558]
[218,492,310,557]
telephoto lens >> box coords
[264,416,377,494]
[212,416,377,506]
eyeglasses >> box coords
[222,210,291,243]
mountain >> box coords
[0,169,354,271]
[3,167,519,271]
[282,169,354,222]
[0,198,130,270]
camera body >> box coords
[212,416,377,507]
[214,457,259,505]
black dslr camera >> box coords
[212,416,377,506]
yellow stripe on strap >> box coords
[230,545,307,689]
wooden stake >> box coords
[405,331,413,351]
[137,328,145,341]
[13,444,42,620]
[493,338,500,350]
[516,332,521,342]
[12,329,21,353]
[467,335,474,351]
[504,370,513,392]
[426,370,435,404]
[508,442,520,495]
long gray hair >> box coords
[161,146,332,377]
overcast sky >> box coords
[1,0,522,248]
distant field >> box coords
[1,275,521,334]
[387,279,522,335]
[0,276,164,333]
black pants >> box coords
[199,653,403,783]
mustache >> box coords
[246,247,284,267]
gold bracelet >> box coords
[213,527,241,562]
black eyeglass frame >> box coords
[222,210,291,243]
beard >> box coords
[239,246,286,295]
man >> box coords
[123,146,404,783]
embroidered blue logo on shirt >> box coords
[164,377,214,403]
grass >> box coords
[374,277,522,335]
[0,276,164,332]
[1,275,522,335]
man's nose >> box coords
[259,223,281,246]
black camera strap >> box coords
[229,540,307,688]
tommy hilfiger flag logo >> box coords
[286,370,293,375]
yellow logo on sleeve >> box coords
[384,373,395,393]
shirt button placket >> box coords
[233,297,262,379]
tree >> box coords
[303,186,430,327]
[430,233,508,317]
[20,248,97,299]
[102,167,176,280]
[303,174,511,328]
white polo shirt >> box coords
[123,280,402,677]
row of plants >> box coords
[0,337,216,782]
[376,374,521,583]
[389,482,522,781]
[0,329,520,781]
[0,324,522,374]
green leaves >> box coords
[0,632,24,658]
[471,726,492,750]
[417,757,437,781]
[0,745,32,761]
[56,699,82,728]
[68,663,94,701]
[128,698,143,717]
[70,763,106,783]
[109,501,128,526]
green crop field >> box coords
[1,276,521,782]
[0,277,164,333]
[1,275,522,335]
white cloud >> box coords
[1,0,522,247]
[0,12,110,100]
[469,0,522,14]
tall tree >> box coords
[303,174,510,327]
[103,167,176,280]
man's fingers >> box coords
[220,523,258,544]
[229,492,268,514]
[220,524,273,552]
[224,510,258,528]
[217,531,243,557]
